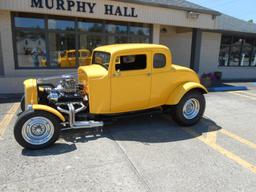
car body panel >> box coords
[78,65,111,113]
[32,104,65,122]
[110,50,152,113]
[24,79,38,108]
[166,81,208,105]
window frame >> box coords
[114,54,148,72]
[12,12,153,70]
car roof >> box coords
[93,44,169,54]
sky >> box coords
[188,0,255,22]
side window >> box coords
[154,53,166,68]
[115,54,147,71]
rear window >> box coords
[153,53,166,68]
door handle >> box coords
[113,72,121,77]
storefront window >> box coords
[106,24,128,34]
[78,21,104,32]
[48,33,76,68]
[15,17,45,29]
[129,36,150,43]
[48,19,75,31]
[107,36,129,44]
[218,35,256,67]
[252,45,256,66]
[79,34,105,51]
[13,13,152,69]
[15,31,47,68]
[230,37,242,66]
[130,24,151,36]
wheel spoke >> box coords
[182,98,200,120]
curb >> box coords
[208,86,248,92]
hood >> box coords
[78,64,108,80]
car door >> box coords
[110,51,152,113]
[150,51,175,107]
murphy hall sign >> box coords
[31,0,138,18]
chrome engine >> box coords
[44,75,103,129]
[47,75,85,104]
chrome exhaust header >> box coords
[57,102,104,129]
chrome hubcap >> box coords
[183,98,200,120]
[22,117,54,145]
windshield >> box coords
[92,51,111,69]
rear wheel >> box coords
[172,91,205,126]
[14,110,61,149]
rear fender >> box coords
[166,82,208,105]
[32,104,65,122]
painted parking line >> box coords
[229,91,256,101]
[182,127,256,174]
[0,103,20,138]
[220,129,256,150]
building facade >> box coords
[0,0,256,94]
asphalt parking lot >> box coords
[1,83,256,192]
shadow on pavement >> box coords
[105,114,221,143]
[22,143,77,156]
[0,94,23,104]
[61,114,221,145]
[21,114,221,156]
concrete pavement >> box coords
[0,83,256,191]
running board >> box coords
[61,120,104,130]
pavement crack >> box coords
[108,130,152,192]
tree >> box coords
[248,19,254,23]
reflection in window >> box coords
[130,24,150,36]
[48,33,76,68]
[80,34,105,52]
[13,13,152,69]
[218,45,230,66]
[78,21,104,32]
[16,31,47,68]
[107,36,128,44]
[106,24,128,34]
[154,54,166,68]
[48,19,75,31]
[15,17,45,29]
[218,35,256,67]
[92,51,111,69]
[129,36,150,43]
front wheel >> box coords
[14,110,61,150]
[20,95,25,112]
[172,91,206,126]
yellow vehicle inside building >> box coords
[58,49,91,68]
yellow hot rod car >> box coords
[15,44,207,149]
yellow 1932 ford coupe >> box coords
[15,44,207,149]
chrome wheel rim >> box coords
[182,98,200,120]
[22,117,54,145]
